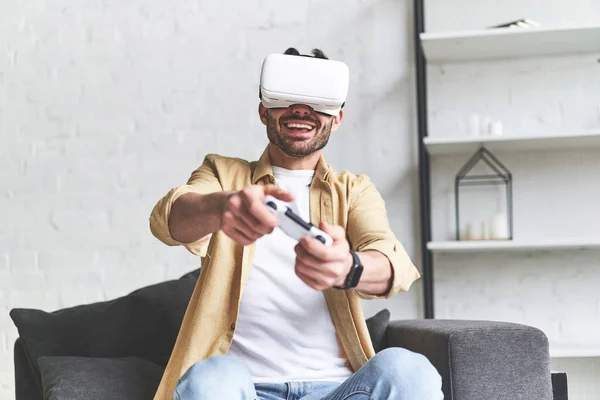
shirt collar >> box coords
[252,145,330,184]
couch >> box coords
[10,269,568,400]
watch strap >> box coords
[338,250,363,290]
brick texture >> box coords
[0,0,419,397]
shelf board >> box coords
[420,25,600,62]
[424,130,600,155]
[428,238,600,254]
[551,347,600,358]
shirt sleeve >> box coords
[149,154,223,256]
[346,175,421,299]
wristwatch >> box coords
[338,250,364,290]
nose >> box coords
[289,104,313,116]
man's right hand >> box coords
[220,185,294,246]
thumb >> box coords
[263,184,294,202]
[319,221,346,241]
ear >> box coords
[330,109,344,132]
[258,103,268,126]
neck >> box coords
[268,144,321,170]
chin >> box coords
[279,145,312,158]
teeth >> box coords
[285,123,313,130]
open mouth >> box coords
[282,120,316,134]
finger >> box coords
[234,226,257,243]
[263,184,295,202]
[295,268,328,291]
[295,243,326,271]
[298,236,333,262]
[224,226,254,246]
[222,210,262,244]
[238,213,266,235]
[299,259,340,281]
[235,216,266,240]
[233,204,274,236]
[317,223,350,255]
[297,246,346,282]
[248,199,280,228]
[239,189,280,227]
[296,243,339,275]
[319,221,347,242]
[227,196,267,234]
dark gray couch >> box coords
[11,269,567,400]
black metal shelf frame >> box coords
[412,0,434,318]
[413,0,434,318]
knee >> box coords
[175,355,252,398]
[369,348,442,396]
[185,355,249,381]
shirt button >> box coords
[230,323,236,330]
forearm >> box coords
[168,191,232,243]
[354,250,393,296]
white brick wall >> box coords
[0,0,420,397]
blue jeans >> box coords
[174,348,443,399]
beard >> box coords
[266,111,333,157]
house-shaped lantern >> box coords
[455,147,513,241]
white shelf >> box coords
[551,347,600,359]
[421,25,600,62]
[424,130,600,156]
[428,238,600,254]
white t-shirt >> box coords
[227,166,352,383]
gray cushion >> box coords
[38,356,163,400]
[365,308,390,353]
[10,269,200,392]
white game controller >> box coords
[264,195,333,246]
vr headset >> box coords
[259,53,350,116]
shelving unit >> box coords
[551,347,600,359]
[421,25,600,62]
[412,0,600,323]
[424,130,600,156]
[428,238,600,254]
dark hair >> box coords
[284,47,329,60]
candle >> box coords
[490,121,504,137]
[467,114,480,137]
[490,213,509,240]
[481,221,489,240]
[480,115,492,136]
[468,221,483,240]
[463,222,473,241]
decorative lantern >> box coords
[455,147,513,241]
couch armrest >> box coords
[384,320,553,400]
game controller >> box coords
[264,195,333,246]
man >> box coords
[149,47,443,399]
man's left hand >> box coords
[294,222,353,291]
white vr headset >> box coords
[259,53,350,116]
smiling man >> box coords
[149,48,443,400]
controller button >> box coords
[315,235,326,244]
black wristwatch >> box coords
[338,250,364,290]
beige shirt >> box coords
[149,146,420,399]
